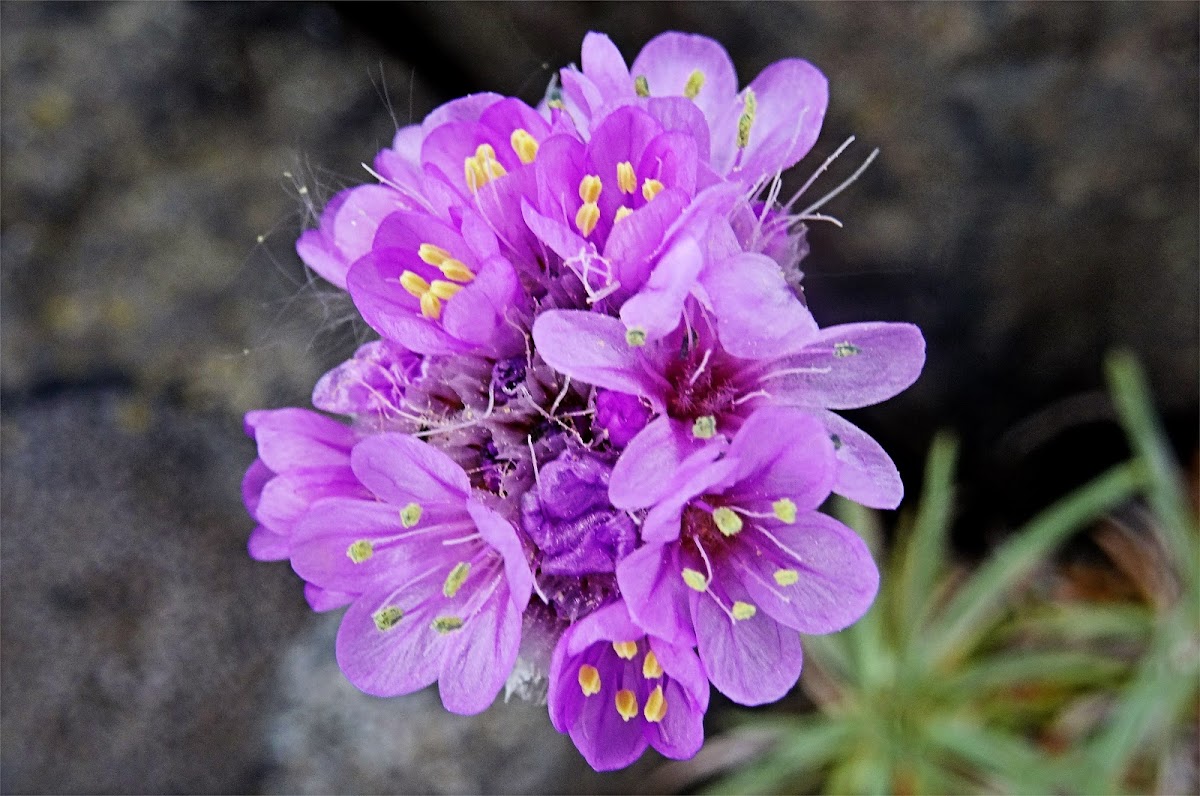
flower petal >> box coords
[438,584,522,715]
[467,500,534,610]
[820,411,905,509]
[724,407,835,512]
[702,252,818,359]
[727,59,828,186]
[619,235,705,343]
[616,542,696,647]
[245,408,354,473]
[630,32,738,127]
[609,416,701,509]
[731,512,879,634]
[532,311,669,402]
[762,322,926,409]
[350,433,470,507]
[691,579,804,705]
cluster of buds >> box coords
[244,32,925,770]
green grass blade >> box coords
[703,717,853,795]
[1105,349,1199,584]
[928,462,1146,666]
[897,432,959,651]
[924,719,1065,794]
[830,496,893,688]
[939,650,1128,700]
[996,603,1154,645]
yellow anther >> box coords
[834,341,862,358]
[432,615,465,633]
[712,507,743,536]
[400,502,423,528]
[642,650,663,679]
[774,568,800,587]
[578,664,602,696]
[346,540,374,564]
[442,562,471,598]
[634,75,650,97]
[429,279,463,300]
[615,689,638,722]
[612,640,638,660]
[614,206,634,223]
[643,684,667,722]
[578,174,603,203]
[732,601,757,620]
[616,161,637,194]
[737,89,757,149]
[437,259,476,283]
[625,327,646,347]
[772,498,798,524]
[399,270,431,298]
[419,292,442,320]
[547,98,565,110]
[510,128,539,164]
[692,415,716,439]
[682,568,708,592]
[464,157,489,192]
[418,243,454,267]
[683,69,705,100]
[641,178,664,202]
[475,143,496,161]
[575,202,600,237]
[372,606,404,631]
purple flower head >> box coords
[616,408,879,705]
[548,601,709,771]
[290,433,534,714]
[242,408,369,611]
[533,308,926,510]
[312,339,423,427]
[593,389,651,448]
[561,32,828,190]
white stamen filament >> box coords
[687,348,713,386]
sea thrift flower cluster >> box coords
[244,32,924,770]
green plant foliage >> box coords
[704,351,1197,795]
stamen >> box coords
[400,502,423,528]
[578,664,601,696]
[774,568,800,586]
[399,270,431,298]
[475,143,497,161]
[429,279,463,300]
[346,540,374,564]
[687,348,713,386]
[615,689,638,722]
[438,260,476,283]
[642,650,663,679]
[834,341,862,358]
[737,89,757,149]
[464,157,488,192]
[712,507,743,536]
[419,292,442,320]
[682,568,709,592]
[625,327,646,347]
[612,640,638,660]
[574,202,600,237]
[442,562,471,598]
[614,206,633,223]
[578,174,603,203]
[510,128,539,164]
[643,685,667,722]
[641,178,664,202]
[634,75,650,97]
[692,415,717,439]
[772,498,798,524]
[731,600,757,620]
[372,606,404,631]
[431,615,465,633]
[616,161,637,194]
[418,243,453,266]
[683,69,705,99]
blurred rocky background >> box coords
[1,3,1195,793]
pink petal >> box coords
[616,542,696,647]
[532,311,670,402]
[724,407,835,512]
[821,410,904,509]
[438,585,522,715]
[702,252,819,359]
[350,433,470,507]
[630,32,738,127]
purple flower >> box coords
[289,433,534,714]
[242,408,368,611]
[548,601,708,770]
[532,308,925,509]
[615,407,878,704]
[560,32,828,189]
